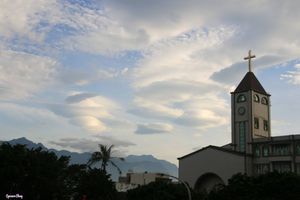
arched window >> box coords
[261,97,268,105]
[253,94,260,102]
[254,117,259,129]
[237,94,246,103]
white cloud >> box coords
[129,97,183,120]
[175,94,229,129]
[123,1,300,132]
[0,0,59,41]
[0,49,57,100]
[281,63,300,85]
[212,55,289,85]
[50,136,135,153]
[70,116,106,133]
[129,26,233,129]
[59,67,127,86]
[135,123,173,135]
[133,26,236,88]
[47,93,124,133]
[0,102,62,124]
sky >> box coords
[1,0,300,165]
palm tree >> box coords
[87,144,124,174]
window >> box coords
[272,144,290,156]
[263,146,269,156]
[255,164,269,175]
[296,163,300,175]
[253,94,260,102]
[261,97,268,105]
[296,144,300,155]
[237,94,246,103]
[254,117,259,129]
[239,121,246,152]
[273,162,291,173]
[254,145,260,157]
[263,120,268,131]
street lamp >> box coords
[156,173,192,200]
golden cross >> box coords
[244,50,256,72]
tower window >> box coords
[263,146,269,156]
[239,121,246,152]
[261,97,268,105]
[254,145,260,157]
[254,117,259,129]
[296,144,300,155]
[253,94,260,102]
[263,120,268,131]
[237,94,246,103]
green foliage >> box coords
[208,172,300,200]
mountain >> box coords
[8,137,47,149]
[3,137,178,181]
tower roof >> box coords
[233,72,270,95]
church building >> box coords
[178,51,300,191]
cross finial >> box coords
[244,50,256,72]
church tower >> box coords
[231,51,271,154]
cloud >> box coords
[0,49,58,100]
[59,67,127,86]
[65,93,98,104]
[0,0,58,41]
[67,29,150,55]
[129,26,233,130]
[133,26,236,88]
[94,135,136,147]
[174,95,229,129]
[50,136,135,153]
[70,116,106,132]
[129,97,183,120]
[211,55,289,85]
[135,80,222,104]
[0,102,63,124]
[123,0,300,132]
[135,123,173,135]
[47,93,125,133]
[281,63,300,85]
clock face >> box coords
[238,107,246,115]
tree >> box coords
[0,143,121,200]
[77,168,118,200]
[0,143,70,200]
[126,181,201,200]
[87,144,124,174]
[208,172,300,200]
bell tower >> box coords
[231,51,271,154]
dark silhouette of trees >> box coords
[0,143,69,200]
[76,168,117,200]
[127,181,194,200]
[0,143,118,200]
[208,172,300,200]
[87,144,124,174]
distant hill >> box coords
[2,137,178,181]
